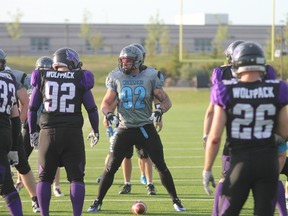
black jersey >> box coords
[0,71,17,128]
[211,79,288,152]
[30,69,94,129]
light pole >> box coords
[271,0,275,62]
[179,0,183,62]
[65,19,69,47]
[280,20,284,80]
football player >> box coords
[87,45,185,213]
[20,56,65,198]
[203,41,288,215]
[203,40,287,216]
[1,50,41,213]
[28,47,99,216]
[0,48,24,215]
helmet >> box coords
[0,49,7,71]
[35,56,53,70]
[53,47,82,70]
[225,40,245,64]
[129,43,146,62]
[118,45,143,74]
[232,41,266,74]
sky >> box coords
[1,0,287,25]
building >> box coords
[0,22,284,56]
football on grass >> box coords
[131,200,147,215]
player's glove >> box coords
[106,112,119,126]
[150,108,163,123]
[30,132,39,149]
[202,170,216,195]
[7,151,19,166]
[87,131,99,148]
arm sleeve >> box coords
[28,88,42,133]
[83,90,99,133]
[81,70,94,90]
[210,82,229,109]
[211,67,223,85]
[278,81,288,107]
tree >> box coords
[80,10,104,53]
[5,9,23,40]
[145,12,170,57]
[211,24,228,58]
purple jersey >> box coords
[29,69,96,130]
[211,79,288,152]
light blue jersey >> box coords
[106,67,164,128]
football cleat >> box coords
[54,187,64,197]
[173,198,186,212]
[96,175,102,184]
[87,199,102,213]
[146,184,156,195]
[119,184,131,194]
[32,200,40,213]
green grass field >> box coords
[0,88,284,215]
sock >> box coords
[70,182,85,216]
[54,185,60,190]
[158,168,177,200]
[276,180,287,216]
[212,182,223,216]
[125,182,131,185]
[147,182,153,185]
[37,182,52,216]
[5,191,23,216]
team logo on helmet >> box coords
[66,49,79,67]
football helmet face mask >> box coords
[129,43,146,62]
[225,40,245,64]
[118,46,143,75]
[0,49,7,71]
[232,41,266,75]
[53,47,83,70]
[35,56,53,70]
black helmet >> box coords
[225,40,245,64]
[53,47,82,70]
[35,56,53,70]
[0,49,7,71]
[118,45,143,74]
[232,41,266,74]
[129,43,146,62]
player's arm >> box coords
[17,87,29,123]
[153,87,172,113]
[28,88,42,134]
[203,102,214,147]
[101,89,117,116]
[83,90,99,134]
[204,105,226,171]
